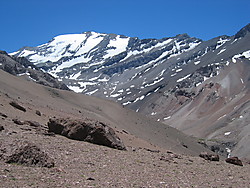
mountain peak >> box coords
[82,31,104,35]
[175,33,190,38]
[234,23,250,39]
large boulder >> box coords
[225,157,243,166]
[48,118,126,150]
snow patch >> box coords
[175,68,182,73]
[89,74,102,81]
[164,116,171,120]
[204,76,209,82]
[224,132,231,136]
[19,49,35,57]
[122,101,131,106]
[231,39,238,44]
[139,95,145,100]
[118,89,124,93]
[194,61,200,65]
[196,82,201,87]
[78,82,97,90]
[28,76,37,82]
[110,93,121,98]
[98,77,110,82]
[226,148,231,158]
[217,49,226,55]
[218,114,227,120]
[242,50,250,58]
[133,95,145,103]
[70,72,81,80]
[154,87,161,92]
[158,69,166,77]
[177,74,191,83]
[232,57,237,63]
[103,36,130,59]
[232,50,250,63]
[145,77,164,87]
[17,72,28,76]
[86,89,98,95]
[68,86,84,93]
[216,38,230,49]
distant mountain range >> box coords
[8,23,250,159]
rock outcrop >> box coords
[0,141,54,168]
[199,152,219,161]
[48,118,126,150]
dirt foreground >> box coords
[0,123,249,188]
[0,70,249,187]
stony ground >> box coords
[0,120,249,188]
[0,70,249,188]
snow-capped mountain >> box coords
[10,24,250,158]
[10,31,201,96]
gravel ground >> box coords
[0,121,249,188]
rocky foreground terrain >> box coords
[0,67,250,187]
[1,122,250,188]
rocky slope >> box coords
[0,69,208,156]
[10,24,250,159]
[0,70,249,188]
[0,51,69,90]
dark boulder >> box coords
[199,152,219,161]
[12,118,25,125]
[48,118,126,150]
[35,110,42,116]
[0,125,4,131]
[4,142,54,168]
[0,112,7,118]
[225,157,243,166]
[24,120,43,128]
[9,101,26,112]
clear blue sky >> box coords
[1,0,250,53]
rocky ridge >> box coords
[0,51,69,90]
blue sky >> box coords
[1,0,249,52]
